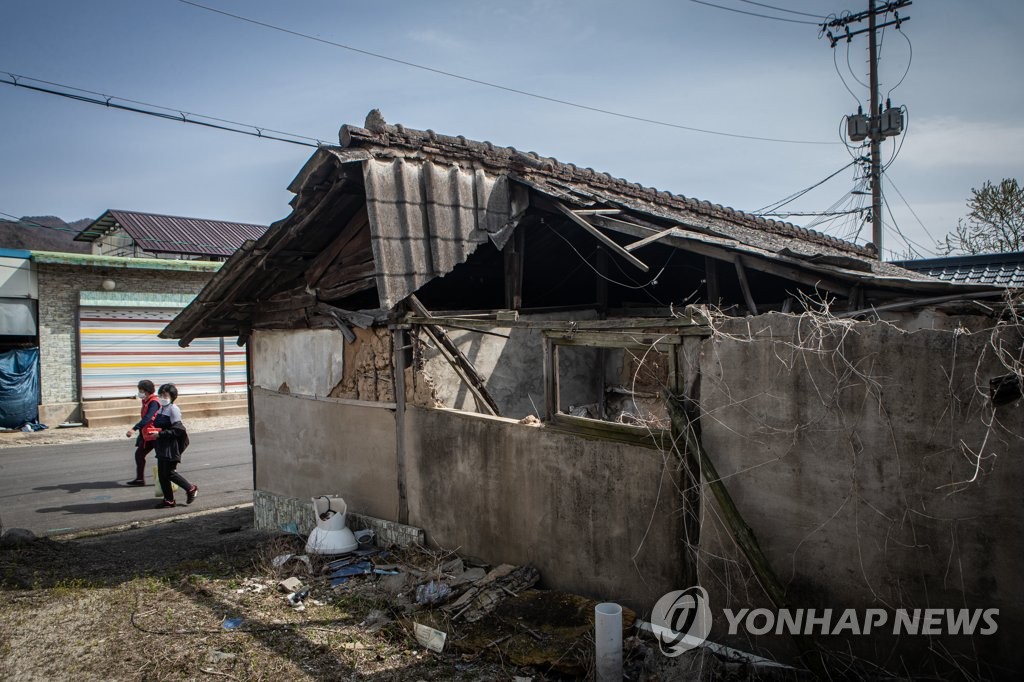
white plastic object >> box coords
[305,496,358,555]
[595,602,623,682]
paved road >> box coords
[0,428,253,535]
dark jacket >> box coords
[153,413,189,463]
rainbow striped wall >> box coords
[78,292,245,400]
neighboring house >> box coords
[74,209,266,261]
[892,251,1024,288]
[163,112,1022,676]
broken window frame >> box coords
[541,330,682,448]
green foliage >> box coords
[939,178,1024,255]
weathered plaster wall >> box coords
[696,313,1024,674]
[402,406,689,610]
[252,329,346,398]
[252,388,398,521]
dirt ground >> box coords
[0,507,774,681]
[0,415,249,449]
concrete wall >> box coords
[252,329,346,398]
[696,313,1024,675]
[35,263,211,413]
[252,388,399,521]
[403,406,688,609]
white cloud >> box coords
[899,117,1024,169]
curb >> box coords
[49,502,255,541]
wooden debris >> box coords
[444,564,540,623]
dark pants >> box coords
[157,458,192,502]
[134,440,156,481]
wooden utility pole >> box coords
[867,0,883,253]
[823,1,911,260]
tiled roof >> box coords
[892,252,1024,288]
[75,209,267,257]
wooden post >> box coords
[733,255,759,316]
[664,390,826,676]
[705,257,721,307]
[393,328,409,524]
[503,225,525,310]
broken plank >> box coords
[624,227,682,252]
[734,255,759,316]
[551,201,650,273]
[409,295,500,416]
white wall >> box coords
[252,329,346,398]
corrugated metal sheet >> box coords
[76,210,266,257]
[79,307,245,399]
[894,253,1024,288]
[363,158,528,309]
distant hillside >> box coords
[0,216,92,253]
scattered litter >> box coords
[373,567,401,575]
[415,580,452,605]
[330,576,350,587]
[222,617,244,630]
[272,553,312,573]
[235,578,268,594]
[341,641,370,650]
[361,609,392,632]
[279,521,299,534]
[413,622,447,653]
[328,561,373,579]
[450,567,486,586]
[57,422,84,428]
[287,588,311,609]
[278,577,304,593]
[354,529,375,548]
[206,649,237,664]
[518,414,542,426]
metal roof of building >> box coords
[892,252,1024,288]
[74,209,267,257]
[31,250,223,272]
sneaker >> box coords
[186,485,198,505]
[154,500,176,509]
[125,479,146,487]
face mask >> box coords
[159,398,171,407]
[137,391,146,399]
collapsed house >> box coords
[163,112,1023,677]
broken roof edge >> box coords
[335,111,873,258]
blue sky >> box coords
[1,0,1022,259]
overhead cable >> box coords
[686,0,820,24]
[1,73,322,149]
[177,0,836,144]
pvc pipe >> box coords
[595,602,623,681]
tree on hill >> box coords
[0,216,92,253]
[939,178,1024,255]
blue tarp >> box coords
[0,348,40,428]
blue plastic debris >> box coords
[279,521,299,535]
[328,561,373,579]
[222,617,244,630]
[330,576,350,587]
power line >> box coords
[177,0,835,145]
[4,72,326,144]
[751,160,858,215]
[686,0,820,24]
[884,174,936,244]
[0,73,322,149]
[735,0,824,19]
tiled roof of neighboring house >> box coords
[74,209,267,257]
[892,252,1024,288]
